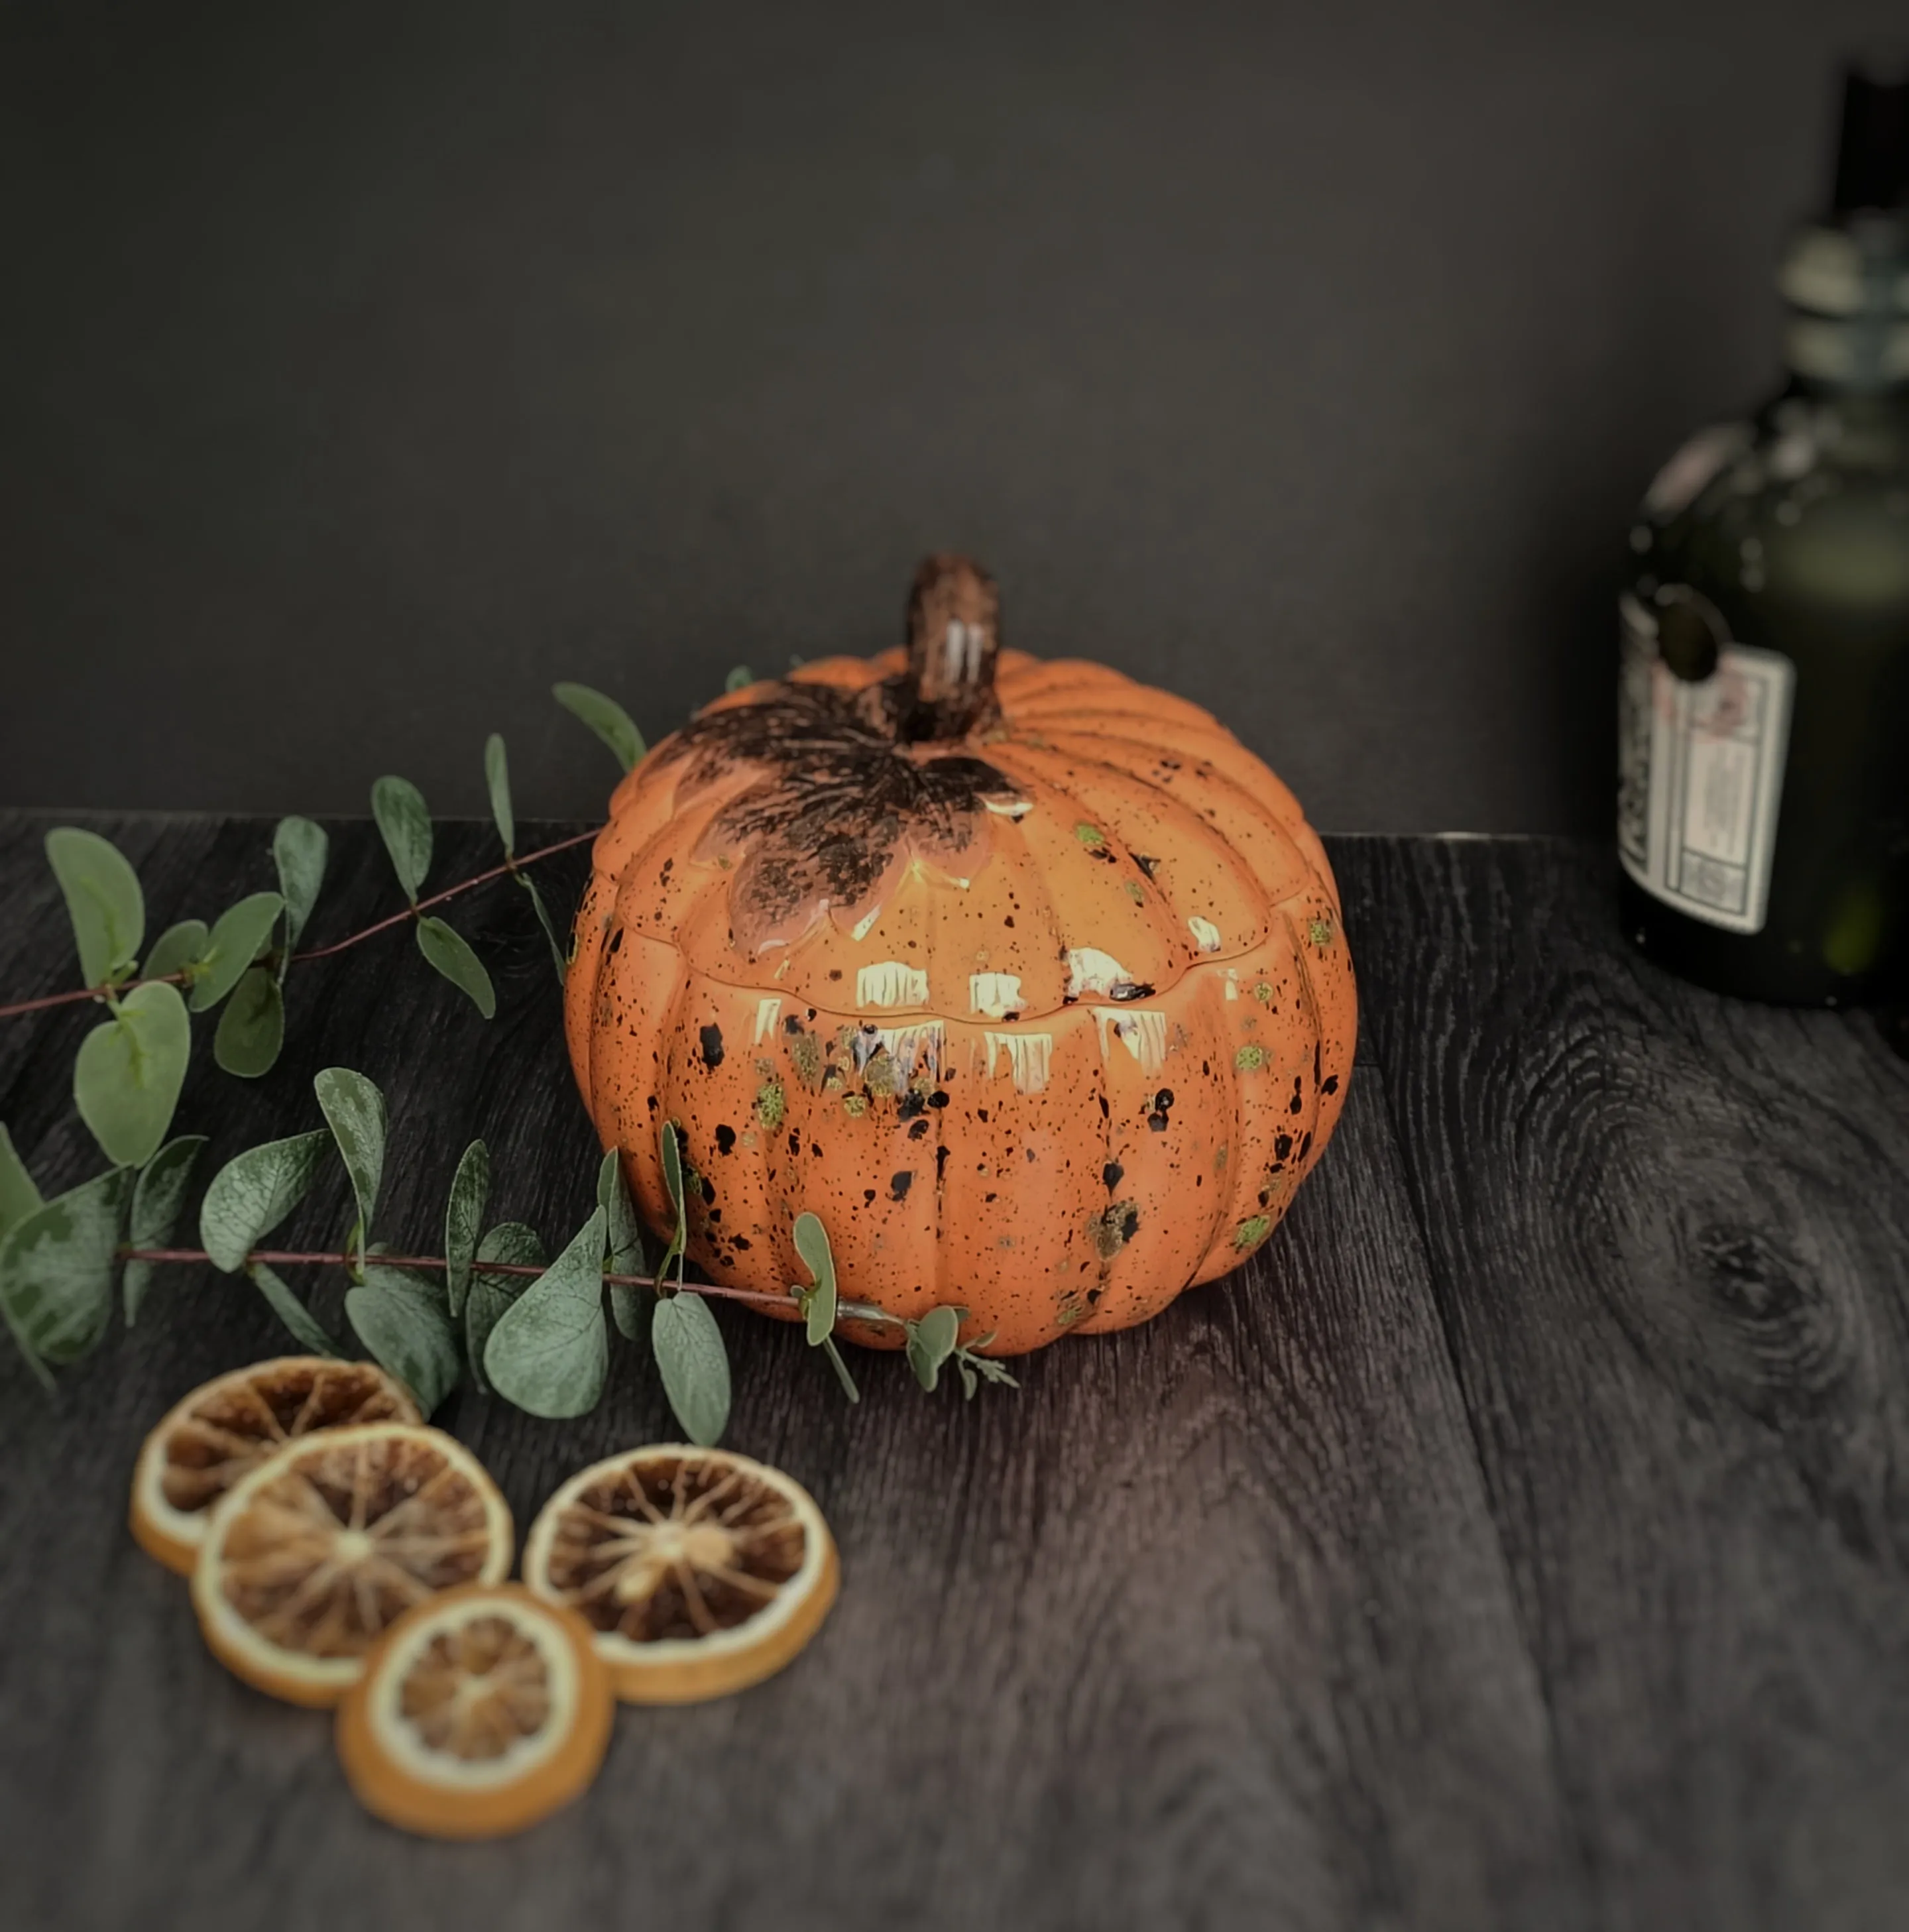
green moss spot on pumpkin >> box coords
[1124,880,1145,905]
[789,1032,825,1090]
[1074,822,1106,848]
[862,1049,903,1098]
[1088,1200,1141,1261]
[1234,1214,1272,1251]
[1308,915,1334,946]
[1055,1300,1086,1327]
[842,1094,869,1117]
[1215,1143,1230,1170]
[1234,1044,1267,1072]
[756,1079,786,1129]
[1253,981,1273,1004]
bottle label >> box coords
[1618,593,1794,934]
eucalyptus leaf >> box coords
[0,1166,131,1373]
[74,981,191,1170]
[123,1134,207,1324]
[347,1262,459,1415]
[247,1260,341,1356]
[45,827,144,987]
[791,1210,837,1345]
[416,917,496,1019]
[466,1220,544,1394]
[213,966,285,1078]
[143,919,209,987]
[819,1333,861,1404]
[905,1304,962,1393]
[314,1067,386,1264]
[443,1139,491,1319]
[725,665,756,693]
[552,682,646,771]
[272,816,328,962]
[652,1291,730,1447]
[199,1129,331,1273]
[190,891,284,1012]
[597,1148,648,1339]
[0,1124,45,1244]
[371,775,433,902]
[484,734,515,856]
[483,1208,608,1419]
[518,873,567,983]
[657,1120,687,1288]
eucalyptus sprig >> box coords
[0,674,1020,1436]
[0,1078,1012,1442]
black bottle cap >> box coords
[1831,49,1909,215]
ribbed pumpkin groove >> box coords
[564,555,1356,1355]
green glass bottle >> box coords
[1619,56,1909,1005]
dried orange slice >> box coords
[131,1356,422,1575]
[191,1422,513,1707]
[522,1444,837,1704]
[336,1583,612,1840]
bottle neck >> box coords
[1778,215,1909,395]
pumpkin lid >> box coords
[591,557,1332,1024]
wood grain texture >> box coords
[0,814,1563,1930]
[14,818,1909,1928]
[1342,836,1909,1932]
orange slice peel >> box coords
[336,1582,612,1840]
[190,1421,512,1707]
[522,1444,837,1704]
[131,1356,420,1576]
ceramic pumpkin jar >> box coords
[564,555,1355,1355]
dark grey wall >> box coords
[2,0,1901,831]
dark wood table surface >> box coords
[5,813,1909,1932]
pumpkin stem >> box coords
[900,553,1002,741]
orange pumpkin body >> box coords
[565,558,1355,1355]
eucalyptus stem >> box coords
[0,825,601,1022]
[292,826,599,962]
[115,1244,907,1330]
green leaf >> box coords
[791,1210,837,1346]
[416,917,496,1019]
[247,1260,341,1356]
[123,1134,207,1324]
[190,891,284,1013]
[905,1304,962,1392]
[725,665,755,693]
[213,966,286,1078]
[0,1125,46,1245]
[74,980,191,1169]
[597,1147,648,1339]
[652,1291,730,1447]
[371,775,433,903]
[272,816,328,962]
[553,682,646,772]
[466,1220,544,1394]
[143,919,210,987]
[45,827,145,987]
[199,1129,331,1273]
[314,1067,386,1265]
[0,1166,131,1373]
[347,1262,459,1415]
[518,873,568,983]
[443,1139,490,1319]
[484,734,515,856]
[483,1208,608,1419]
[819,1333,860,1404]
[658,1119,687,1288]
